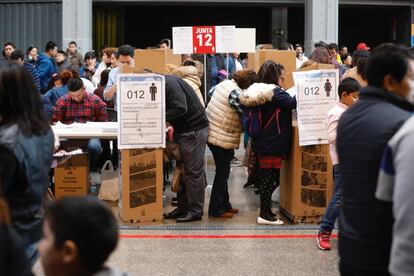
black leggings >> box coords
[257,168,280,219]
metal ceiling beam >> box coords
[93,0,413,6]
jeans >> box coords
[320,164,342,233]
[25,241,39,269]
[208,144,234,216]
[88,138,102,172]
[175,127,209,217]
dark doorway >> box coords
[93,3,411,53]
[124,5,272,49]
[93,3,274,50]
[288,7,305,49]
[339,5,410,51]
[288,5,411,54]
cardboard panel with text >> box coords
[118,149,163,223]
[54,154,89,200]
[247,50,296,90]
[134,49,181,74]
[279,126,333,224]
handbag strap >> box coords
[101,160,114,172]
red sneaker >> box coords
[317,232,331,251]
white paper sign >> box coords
[293,69,339,146]
[172,27,193,54]
[215,26,236,53]
[234,28,256,53]
[117,74,166,149]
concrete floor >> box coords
[33,148,340,275]
[33,229,339,276]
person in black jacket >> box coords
[163,75,209,222]
[336,43,414,275]
[0,61,54,267]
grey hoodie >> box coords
[376,115,414,276]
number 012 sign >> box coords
[117,74,166,149]
[292,69,339,146]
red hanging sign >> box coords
[192,26,216,54]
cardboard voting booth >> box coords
[284,63,337,90]
[279,126,334,224]
[280,63,337,224]
[54,154,89,199]
[116,65,166,223]
[247,50,297,90]
[118,149,164,223]
[134,49,181,74]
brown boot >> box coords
[210,211,234,218]
[227,208,239,214]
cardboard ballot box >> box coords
[118,149,163,223]
[54,154,89,200]
[134,49,182,74]
[279,126,334,224]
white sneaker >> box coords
[257,216,284,225]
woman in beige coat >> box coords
[205,69,256,218]
[170,59,205,107]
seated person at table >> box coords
[53,77,108,173]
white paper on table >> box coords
[52,122,118,137]
[53,121,73,129]
[53,149,83,158]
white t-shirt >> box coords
[81,78,96,94]
[235,59,243,71]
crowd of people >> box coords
[1,36,414,276]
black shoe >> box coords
[171,200,178,207]
[243,182,254,188]
[230,158,243,167]
[176,214,202,223]
[263,211,277,220]
[163,209,186,219]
